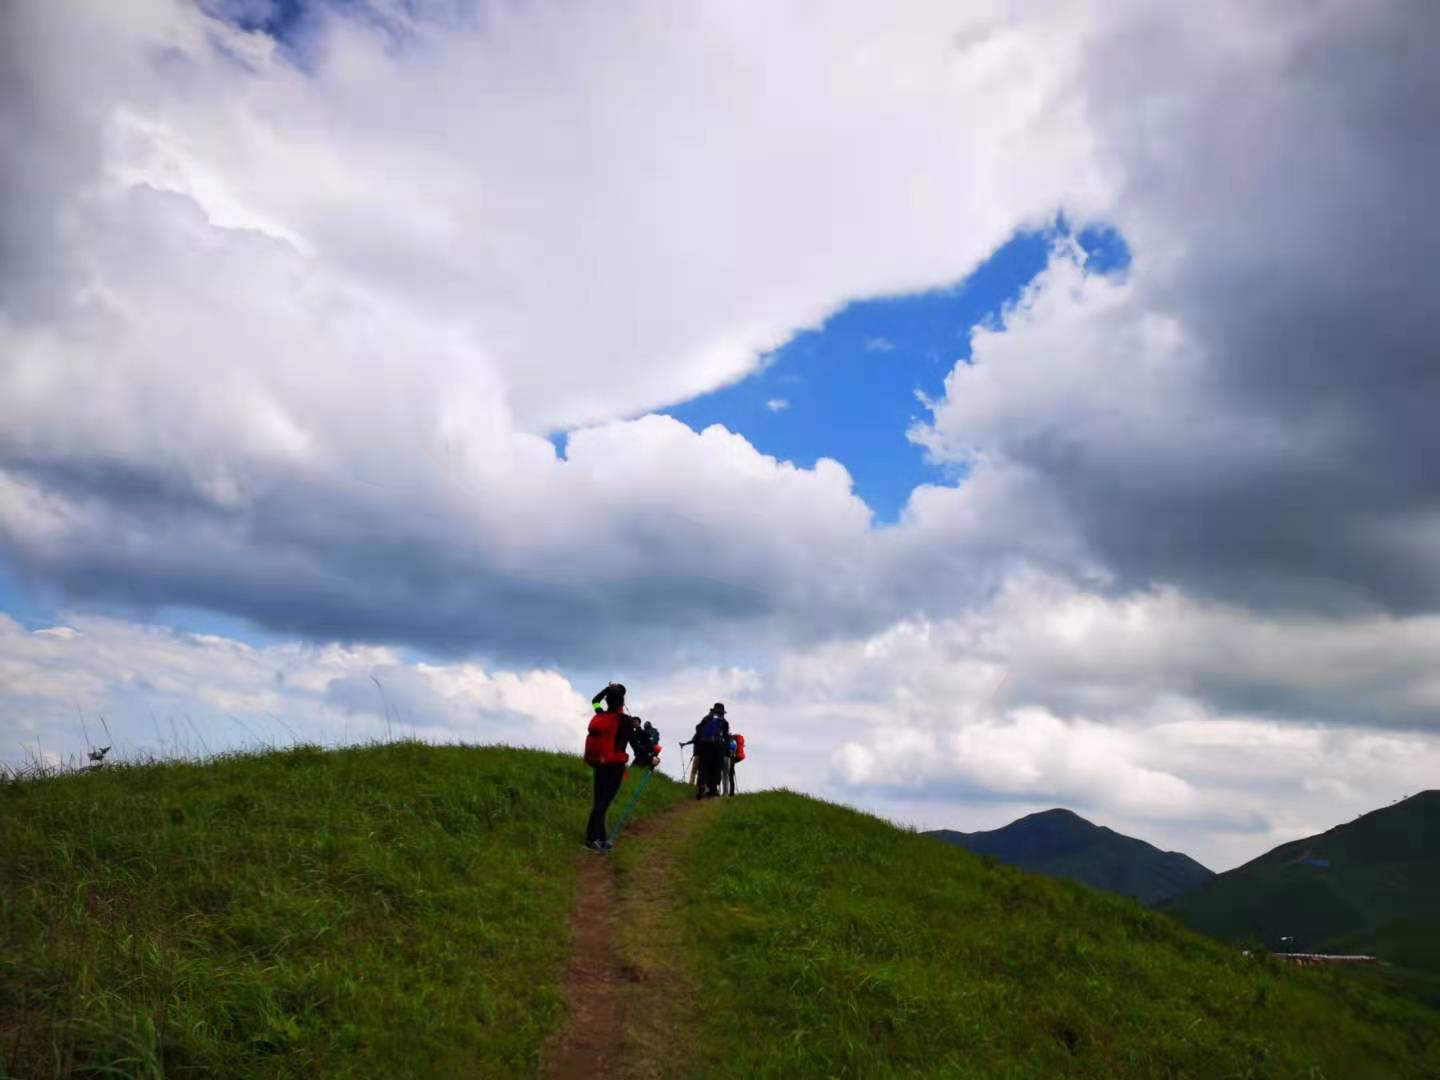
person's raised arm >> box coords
[593,681,625,711]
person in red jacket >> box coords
[583,682,639,852]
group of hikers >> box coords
[684,701,745,799]
[581,683,747,853]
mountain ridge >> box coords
[1163,789,1440,1006]
[925,806,1215,905]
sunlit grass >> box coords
[673,792,1440,1078]
[0,742,688,1077]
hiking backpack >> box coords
[697,712,725,746]
[584,710,629,767]
[733,733,746,762]
[631,721,662,769]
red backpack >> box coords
[584,710,629,767]
[733,733,746,762]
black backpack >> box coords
[631,721,662,768]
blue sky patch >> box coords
[200,0,449,64]
[0,560,55,631]
[201,0,310,38]
[663,223,1129,523]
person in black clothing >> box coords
[692,703,730,799]
[584,682,648,851]
[587,769,624,850]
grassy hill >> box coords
[0,743,689,1077]
[4,750,1438,1078]
[670,792,1439,1078]
[1165,790,1440,1007]
[925,808,1214,906]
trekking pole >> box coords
[607,767,655,845]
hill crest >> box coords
[925,807,1214,905]
[4,749,1436,1077]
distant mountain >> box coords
[924,808,1214,905]
[1164,791,1440,996]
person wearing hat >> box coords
[690,703,730,799]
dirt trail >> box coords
[543,797,720,1079]
[543,843,628,1079]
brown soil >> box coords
[543,845,629,1079]
[611,800,720,1078]
[542,798,720,1079]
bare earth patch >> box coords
[543,797,722,1079]
[543,847,627,1079]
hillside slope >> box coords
[0,743,688,1077]
[1165,791,1440,996]
[6,754,1438,1078]
[926,808,1214,905]
[675,792,1439,1078]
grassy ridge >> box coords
[674,792,1440,1079]
[0,743,687,1078]
[1165,792,1440,976]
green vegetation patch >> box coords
[1165,791,1440,988]
[0,743,687,1077]
[674,792,1440,1079]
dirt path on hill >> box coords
[542,797,721,1079]
[542,839,629,1079]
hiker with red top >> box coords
[582,682,660,853]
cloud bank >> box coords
[3,0,1438,865]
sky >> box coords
[663,223,1129,522]
[3,0,1438,871]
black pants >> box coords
[587,764,625,843]
[697,747,724,798]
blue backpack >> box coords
[697,713,724,745]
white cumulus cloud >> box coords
[2,1,1438,868]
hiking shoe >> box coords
[598,840,614,851]
[582,840,608,854]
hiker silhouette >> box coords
[691,703,730,799]
[580,683,660,852]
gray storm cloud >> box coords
[918,1,1440,616]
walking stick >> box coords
[679,739,695,796]
[607,766,655,844]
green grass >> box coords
[672,792,1440,1079]
[1165,792,1439,957]
[0,743,688,1078]
[1327,963,1440,1014]
[7,754,1437,1079]
[1163,790,1440,1015]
